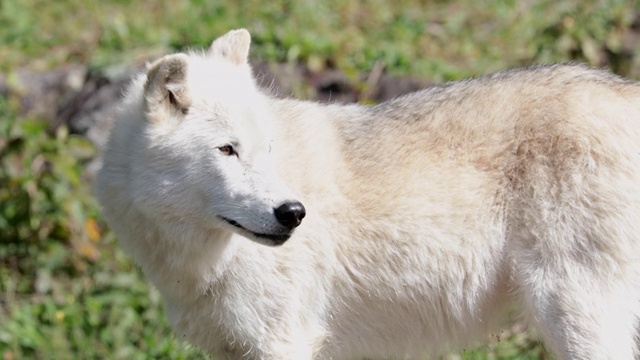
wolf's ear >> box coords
[210,29,251,65]
[144,53,191,117]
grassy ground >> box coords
[1,0,639,359]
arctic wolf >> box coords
[96,29,640,359]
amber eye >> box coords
[218,145,236,156]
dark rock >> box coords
[253,61,313,99]
[370,74,429,102]
[310,69,358,103]
[57,64,145,148]
[0,65,87,122]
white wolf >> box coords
[96,29,640,359]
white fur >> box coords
[96,29,640,359]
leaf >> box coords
[20,120,47,137]
[581,36,601,64]
[85,219,101,243]
[74,240,100,262]
[66,136,96,160]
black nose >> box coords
[274,201,306,229]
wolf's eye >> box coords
[218,145,236,156]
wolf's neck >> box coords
[138,219,240,300]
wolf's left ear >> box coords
[144,53,191,119]
[210,29,251,65]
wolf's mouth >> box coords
[219,216,291,245]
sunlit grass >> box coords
[1,0,638,78]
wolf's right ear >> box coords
[210,29,251,65]
[144,53,191,119]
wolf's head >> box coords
[108,29,304,246]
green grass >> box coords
[2,0,639,78]
[1,0,639,358]
[0,98,209,359]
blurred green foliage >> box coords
[0,98,208,358]
[1,0,639,79]
[0,98,95,276]
[0,0,639,358]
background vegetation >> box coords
[1,0,639,358]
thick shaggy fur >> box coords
[96,29,640,359]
